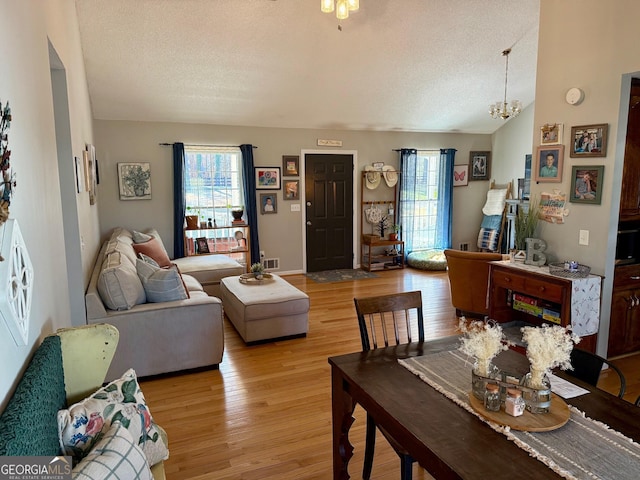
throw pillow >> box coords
[135,259,188,303]
[57,368,169,467]
[72,421,153,480]
[137,253,159,268]
[132,230,153,244]
[132,238,171,268]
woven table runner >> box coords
[399,350,640,480]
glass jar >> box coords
[471,362,500,401]
[484,383,501,412]
[520,372,551,414]
[505,388,525,417]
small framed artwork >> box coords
[570,124,608,157]
[87,144,97,205]
[118,162,151,200]
[282,155,299,177]
[540,123,563,145]
[468,151,491,181]
[195,237,210,254]
[570,165,604,204]
[453,165,468,187]
[74,156,85,193]
[372,162,384,170]
[284,179,300,200]
[255,167,281,190]
[534,145,564,183]
[260,193,277,214]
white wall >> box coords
[0,0,97,408]
[533,0,640,355]
[94,121,493,272]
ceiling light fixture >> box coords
[321,0,359,21]
[489,48,522,120]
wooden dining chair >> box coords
[565,348,627,398]
[353,290,424,480]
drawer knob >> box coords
[630,276,640,280]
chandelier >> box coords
[321,0,359,20]
[489,48,522,120]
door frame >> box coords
[300,149,358,273]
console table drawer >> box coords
[492,271,526,290]
[525,278,564,303]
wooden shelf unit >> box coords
[184,224,251,271]
[360,170,402,271]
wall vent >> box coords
[263,258,280,270]
[459,242,469,251]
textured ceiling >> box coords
[74,0,540,134]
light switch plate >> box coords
[579,230,589,245]
[291,204,301,211]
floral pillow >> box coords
[57,369,168,467]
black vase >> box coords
[231,209,244,221]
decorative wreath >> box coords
[0,99,15,226]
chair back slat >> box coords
[354,291,424,351]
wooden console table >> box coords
[488,261,600,352]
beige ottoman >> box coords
[220,274,309,344]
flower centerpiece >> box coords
[459,318,510,400]
[520,324,580,413]
[521,324,580,388]
[458,318,509,376]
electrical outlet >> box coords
[579,230,589,246]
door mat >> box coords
[306,269,378,284]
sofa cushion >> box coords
[136,259,188,303]
[58,368,169,467]
[97,252,146,311]
[181,273,204,292]
[72,421,153,480]
[132,230,153,244]
[132,238,171,268]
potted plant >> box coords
[513,198,541,261]
[389,224,400,241]
[250,262,265,280]
[231,206,244,222]
[185,206,200,230]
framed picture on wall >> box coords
[468,151,491,181]
[570,124,608,157]
[570,165,604,204]
[453,165,468,186]
[534,145,564,183]
[117,162,151,200]
[284,179,300,200]
[282,155,299,176]
[260,193,277,214]
[540,123,563,145]
[255,167,281,190]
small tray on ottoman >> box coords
[239,273,274,285]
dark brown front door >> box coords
[305,154,354,272]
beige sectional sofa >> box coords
[85,227,238,380]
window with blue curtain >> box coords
[398,148,455,256]
[183,146,245,224]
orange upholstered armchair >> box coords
[443,249,506,318]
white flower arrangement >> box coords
[458,318,510,377]
[521,324,581,388]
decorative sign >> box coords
[0,219,33,345]
[317,139,343,147]
[539,191,569,224]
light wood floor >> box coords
[140,268,640,480]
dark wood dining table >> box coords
[328,336,640,479]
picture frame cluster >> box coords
[534,123,607,205]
